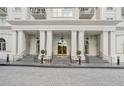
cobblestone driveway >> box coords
[0,66,124,86]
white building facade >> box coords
[0,7,124,63]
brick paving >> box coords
[0,66,124,85]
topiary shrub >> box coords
[41,49,47,55]
[77,50,81,56]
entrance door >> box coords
[58,45,67,55]
[58,38,67,55]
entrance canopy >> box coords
[7,20,121,31]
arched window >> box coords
[0,38,6,51]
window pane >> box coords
[0,18,6,24]
[0,38,6,51]
[3,43,6,50]
[14,7,21,12]
[107,7,113,10]
[62,8,73,17]
[106,17,113,20]
[52,8,73,17]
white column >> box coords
[71,31,77,59]
[46,30,52,58]
[78,31,85,60]
[101,31,109,57]
[18,31,25,55]
[12,31,17,55]
[40,30,45,53]
[110,31,116,62]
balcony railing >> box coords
[79,7,94,19]
[0,7,7,16]
[30,7,46,19]
[122,7,124,15]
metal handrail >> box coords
[0,7,7,13]
[99,50,113,64]
[41,56,52,63]
[30,7,46,16]
[12,50,27,62]
[79,7,94,14]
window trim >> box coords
[0,17,6,24]
[0,38,6,51]
[13,7,21,12]
[106,17,114,20]
[106,7,113,11]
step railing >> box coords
[99,50,113,64]
[12,50,27,62]
[37,55,52,64]
[0,7,7,13]
[44,56,52,64]
[69,52,76,63]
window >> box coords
[13,7,21,12]
[106,17,113,20]
[14,18,21,20]
[106,7,113,11]
[0,18,6,24]
[0,38,6,51]
[52,8,73,17]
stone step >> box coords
[88,56,109,63]
[52,56,70,64]
[17,55,37,62]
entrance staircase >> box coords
[88,56,109,63]
[16,55,39,63]
[52,55,70,65]
[15,54,109,65]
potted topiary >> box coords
[76,50,81,64]
[77,50,81,56]
[40,49,47,64]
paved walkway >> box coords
[0,66,124,85]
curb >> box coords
[0,64,124,69]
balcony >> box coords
[79,7,94,19]
[122,7,124,15]
[30,7,46,19]
[0,7,7,16]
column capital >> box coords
[71,30,78,32]
[78,30,85,32]
[18,30,23,32]
[40,30,45,32]
[46,30,52,32]
[12,30,17,32]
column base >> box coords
[81,55,85,60]
[111,55,117,63]
[71,56,77,60]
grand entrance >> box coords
[53,31,71,56]
[58,37,67,55]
